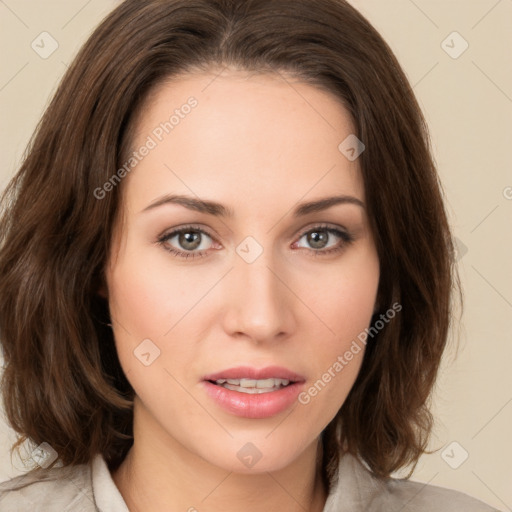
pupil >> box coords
[179,231,201,250]
[308,230,327,249]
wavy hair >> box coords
[0,0,458,489]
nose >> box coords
[221,249,297,344]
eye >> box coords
[157,223,354,260]
[157,226,217,259]
[294,225,354,255]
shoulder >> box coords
[383,475,499,511]
[325,453,501,512]
[0,460,95,512]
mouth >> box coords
[207,377,293,394]
[202,366,305,418]
[203,365,305,391]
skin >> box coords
[104,68,380,512]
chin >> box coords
[191,434,315,475]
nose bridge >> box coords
[223,241,294,341]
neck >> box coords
[112,400,328,512]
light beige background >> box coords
[0,0,511,509]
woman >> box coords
[0,0,500,510]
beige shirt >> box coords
[0,452,500,511]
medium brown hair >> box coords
[0,0,458,489]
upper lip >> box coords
[203,366,305,382]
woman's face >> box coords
[105,69,380,474]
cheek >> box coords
[108,266,164,336]
[105,250,218,385]
[303,247,380,346]
[293,249,379,424]
[107,252,207,338]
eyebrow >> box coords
[141,193,365,216]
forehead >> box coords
[123,70,364,214]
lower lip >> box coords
[202,381,304,419]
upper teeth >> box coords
[215,378,290,388]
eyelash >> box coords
[156,223,354,260]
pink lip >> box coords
[202,366,306,419]
[202,365,305,382]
